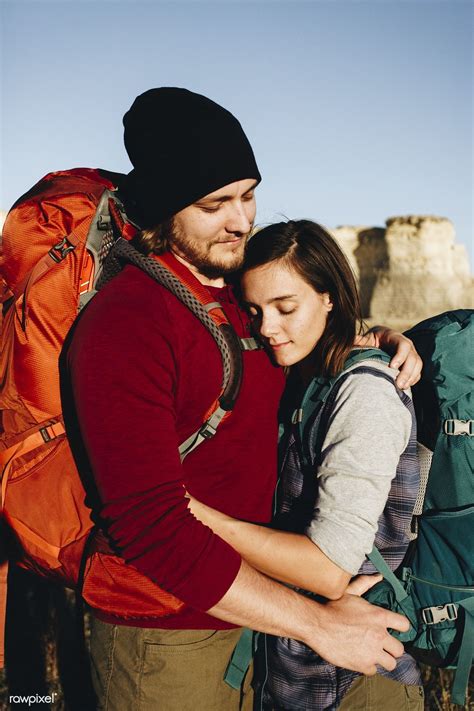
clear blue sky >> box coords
[1,0,472,265]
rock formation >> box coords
[332,216,473,329]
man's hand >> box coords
[355,326,422,389]
[305,593,409,675]
[208,559,408,677]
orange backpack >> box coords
[0,168,246,666]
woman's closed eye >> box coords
[246,305,297,320]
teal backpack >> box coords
[226,310,473,704]
[363,309,473,706]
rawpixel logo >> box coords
[9,694,58,705]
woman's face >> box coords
[241,260,333,367]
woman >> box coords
[188,220,423,711]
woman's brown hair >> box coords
[243,220,363,377]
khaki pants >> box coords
[89,616,253,711]
[338,674,424,711]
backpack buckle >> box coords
[444,419,474,436]
[291,408,303,424]
[239,337,262,351]
[97,214,112,230]
[421,603,458,625]
[199,408,227,440]
[200,422,217,440]
[48,237,75,263]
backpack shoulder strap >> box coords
[292,348,390,424]
[97,237,245,460]
[292,349,391,468]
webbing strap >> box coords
[5,515,61,568]
[0,561,7,668]
[178,406,228,461]
[13,227,81,299]
[0,422,65,508]
[451,597,474,706]
[14,223,87,329]
[367,547,411,607]
[224,628,257,690]
[204,302,222,312]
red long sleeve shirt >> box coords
[68,263,284,628]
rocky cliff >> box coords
[332,215,473,329]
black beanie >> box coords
[122,87,261,228]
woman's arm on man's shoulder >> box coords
[355,325,422,388]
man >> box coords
[67,88,418,710]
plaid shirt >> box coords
[255,366,422,711]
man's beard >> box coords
[168,222,251,280]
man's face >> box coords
[169,178,257,281]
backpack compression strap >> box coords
[11,180,119,324]
[451,597,474,706]
[97,237,251,460]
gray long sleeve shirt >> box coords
[305,360,412,575]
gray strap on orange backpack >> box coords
[79,190,124,310]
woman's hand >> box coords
[355,326,422,388]
[186,493,228,527]
[346,573,383,597]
